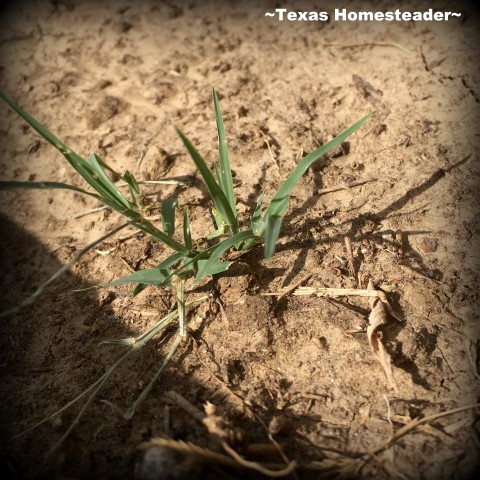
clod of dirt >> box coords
[86,96,128,130]
[113,21,133,34]
[352,74,383,100]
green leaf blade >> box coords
[212,88,236,218]
[259,113,371,259]
[129,219,188,254]
[183,207,192,251]
[175,127,239,234]
[194,230,254,282]
[123,170,141,199]
[161,199,177,236]
[264,215,283,260]
[0,180,98,198]
[85,153,131,209]
[78,267,173,291]
[196,259,233,277]
[251,192,265,236]
[0,90,70,153]
[265,113,371,219]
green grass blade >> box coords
[62,151,133,212]
[80,266,174,290]
[194,230,254,281]
[1,178,135,228]
[0,180,99,199]
[212,163,226,229]
[0,91,133,212]
[206,226,226,240]
[263,196,288,258]
[0,223,129,318]
[132,252,185,297]
[264,215,283,260]
[161,198,177,236]
[175,127,239,234]
[213,161,222,193]
[85,153,131,209]
[0,91,101,192]
[212,206,226,233]
[77,251,185,292]
[259,113,371,259]
[183,207,192,251]
[0,90,71,152]
[132,283,147,297]
[196,259,232,276]
[93,154,122,177]
[122,170,141,200]
[128,219,188,254]
[156,252,185,271]
[212,88,236,217]
[264,113,371,219]
[251,192,265,236]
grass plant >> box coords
[0,87,370,470]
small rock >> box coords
[418,237,438,254]
[136,445,200,480]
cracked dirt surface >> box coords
[0,1,479,479]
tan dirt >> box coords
[0,1,479,479]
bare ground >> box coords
[0,1,479,479]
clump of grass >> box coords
[0,88,370,470]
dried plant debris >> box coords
[202,401,240,445]
[290,286,401,321]
[287,281,400,391]
[202,402,296,477]
[367,279,398,393]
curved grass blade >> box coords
[77,251,186,292]
[194,230,254,282]
[175,127,239,234]
[206,227,226,240]
[263,196,289,259]
[0,223,129,318]
[161,198,177,236]
[78,266,173,291]
[251,192,265,236]
[212,88,236,218]
[122,170,141,201]
[208,205,227,237]
[183,207,192,251]
[0,91,131,211]
[0,90,71,154]
[264,215,283,260]
[0,180,99,199]
[86,153,131,209]
[128,218,188,254]
[196,259,232,276]
[264,113,371,220]
[260,113,371,259]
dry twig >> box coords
[278,274,312,301]
[268,285,402,322]
[324,42,414,55]
[317,178,377,195]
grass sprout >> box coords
[0,87,370,470]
